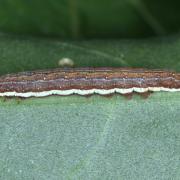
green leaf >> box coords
[0,33,180,75]
[0,33,180,179]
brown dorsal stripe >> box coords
[0,68,179,97]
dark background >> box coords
[0,0,180,39]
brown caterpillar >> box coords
[0,68,179,97]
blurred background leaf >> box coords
[0,0,180,39]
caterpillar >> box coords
[0,68,179,97]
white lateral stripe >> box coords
[0,87,180,97]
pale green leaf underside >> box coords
[0,93,180,179]
[0,33,180,179]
